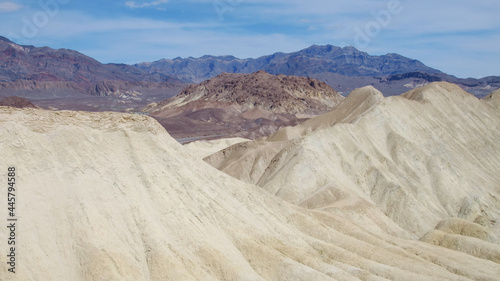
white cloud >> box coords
[125,0,168,9]
[0,1,23,12]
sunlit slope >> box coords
[0,106,499,280]
[206,82,500,240]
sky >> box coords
[0,0,498,78]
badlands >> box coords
[0,82,499,280]
[145,71,343,141]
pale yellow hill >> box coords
[185,137,250,159]
[484,88,500,108]
[1,106,499,280]
[206,82,500,241]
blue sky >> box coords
[0,0,498,78]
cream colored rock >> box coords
[1,106,499,280]
[206,82,500,239]
[184,138,250,159]
[484,88,500,108]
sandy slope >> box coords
[184,138,251,159]
[206,82,500,242]
[484,88,500,108]
[0,106,499,280]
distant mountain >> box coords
[135,45,440,82]
[135,45,499,97]
[1,35,499,112]
[0,36,179,84]
[145,71,343,141]
[0,96,37,108]
[0,36,184,111]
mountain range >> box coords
[136,44,500,96]
[0,36,179,84]
[0,36,184,111]
[136,45,440,82]
[0,35,499,113]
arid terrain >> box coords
[136,45,500,97]
[205,82,500,240]
[1,83,500,280]
[144,71,343,141]
[0,36,185,112]
[1,30,500,280]
[2,36,499,116]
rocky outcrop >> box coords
[146,71,343,141]
[166,71,342,114]
[0,96,36,108]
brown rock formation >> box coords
[0,96,36,108]
[146,71,343,142]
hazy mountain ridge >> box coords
[135,45,441,81]
[0,36,185,111]
[1,34,499,111]
[0,36,178,84]
[136,44,500,96]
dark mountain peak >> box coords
[199,55,239,61]
[385,52,403,57]
[136,43,445,83]
[0,36,23,52]
[344,46,368,54]
[0,35,180,85]
[300,44,342,56]
[255,69,268,73]
[341,46,358,51]
[383,52,418,62]
[0,36,14,43]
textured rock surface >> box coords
[184,138,250,159]
[206,82,500,240]
[1,106,499,280]
[0,96,36,108]
[147,71,343,141]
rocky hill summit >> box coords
[145,71,343,141]
[159,70,342,114]
[0,96,36,108]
